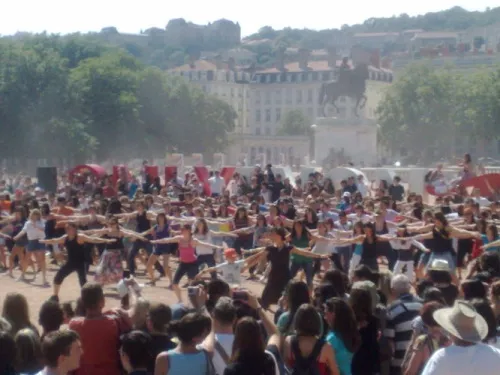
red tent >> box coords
[69,164,107,181]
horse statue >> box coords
[318,63,369,117]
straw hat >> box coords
[433,301,488,343]
[428,259,451,272]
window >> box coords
[276,108,281,122]
[230,88,234,97]
[307,107,313,117]
[307,89,313,103]
[275,89,282,104]
[265,109,271,122]
[255,90,261,104]
[255,127,261,135]
[296,90,303,104]
[265,127,271,135]
[265,91,271,105]
[255,110,261,122]
[286,89,292,104]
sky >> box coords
[1,1,499,37]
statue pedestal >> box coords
[312,117,378,166]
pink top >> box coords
[179,240,197,263]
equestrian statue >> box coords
[318,57,369,117]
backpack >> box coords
[401,334,437,375]
[289,336,324,375]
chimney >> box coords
[275,48,285,71]
[370,50,381,69]
[351,45,371,66]
[214,54,223,70]
[298,48,310,70]
[327,46,337,68]
[228,57,236,71]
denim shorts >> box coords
[27,240,45,252]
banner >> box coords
[166,153,184,173]
[220,167,236,186]
[213,153,225,170]
[164,166,178,184]
[192,153,204,166]
[112,165,129,185]
[194,166,211,196]
[145,165,159,179]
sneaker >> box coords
[16,275,26,282]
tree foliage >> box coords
[0,34,236,161]
[277,110,311,136]
[376,63,500,161]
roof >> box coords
[403,29,425,34]
[171,60,226,72]
[353,32,399,37]
[413,32,459,39]
[255,59,389,74]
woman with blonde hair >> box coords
[12,209,47,285]
[14,328,43,375]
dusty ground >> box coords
[0,259,267,328]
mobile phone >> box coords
[188,286,199,296]
[232,291,248,301]
[122,270,131,279]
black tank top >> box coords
[361,237,378,264]
[104,233,124,250]
[65,236,85,263]
[87,217,102,230]
[136,212,150,233]
[431,227,453,254]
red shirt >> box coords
[69,315,121,375]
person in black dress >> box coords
[258,227,327,309]
[41,223,116,299]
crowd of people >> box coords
[0,159,500,375]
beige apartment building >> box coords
[169,49,393,165]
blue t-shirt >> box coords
[482,234,500,252]
[353,243,363,256]
[326,331,353,375]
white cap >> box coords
[342,191,351,198]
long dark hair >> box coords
[283,281,311,333]
[231,317,264,361]
[325,298,361,353]
[349,288,373,323]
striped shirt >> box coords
[384,294,422,370]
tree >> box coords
[277,110,311,136]
[376,63,500,160]
[0,33,237,162]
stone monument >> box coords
[314,46,378,169]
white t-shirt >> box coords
[214,260,245,285]
[22,220,46,240]
[209,176,225,195]
[194,233,214,256]
[421,343,500,375]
